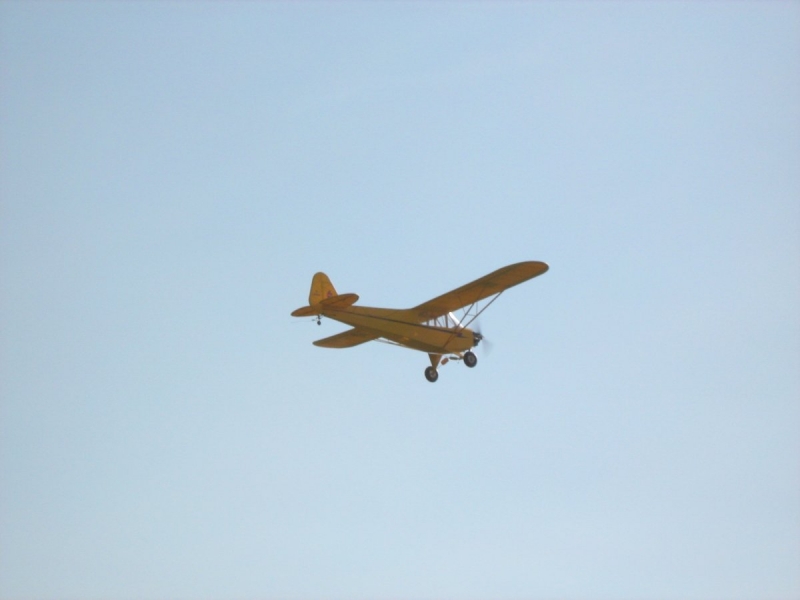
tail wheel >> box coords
[424,367,439,382]
[464,351,478,368]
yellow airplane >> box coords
[291,260,549,382]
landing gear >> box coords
[464,351,478,368]
[425,353,442,382]
[424,366,439,382]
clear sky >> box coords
[1,2,799,599]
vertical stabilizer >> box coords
[309,272,337,305]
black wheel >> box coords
[464,351,478,368]
[424,366,439,382]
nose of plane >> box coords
[472,331,483,347]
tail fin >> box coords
[309,272,337,305]
[291,272,359,318]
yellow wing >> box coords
[313,327,381,348]
[412,261,549,320]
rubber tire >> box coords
[424,367,439,382]
[464,351,478,368]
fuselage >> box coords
[320,305,476,354]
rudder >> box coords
[309,272,337,305]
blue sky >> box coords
[1,2,799,599]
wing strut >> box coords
[440,289,505,350]
[456,290,504,331]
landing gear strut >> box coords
[424,366,438,382]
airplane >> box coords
[291,260,549,382]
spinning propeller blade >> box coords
[472,322,493,355]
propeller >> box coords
[472,323,493,355]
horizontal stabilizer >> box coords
[320,293,359,309]
[291,293,359,317]
[313,327,380,348]
[291,305,321,317]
